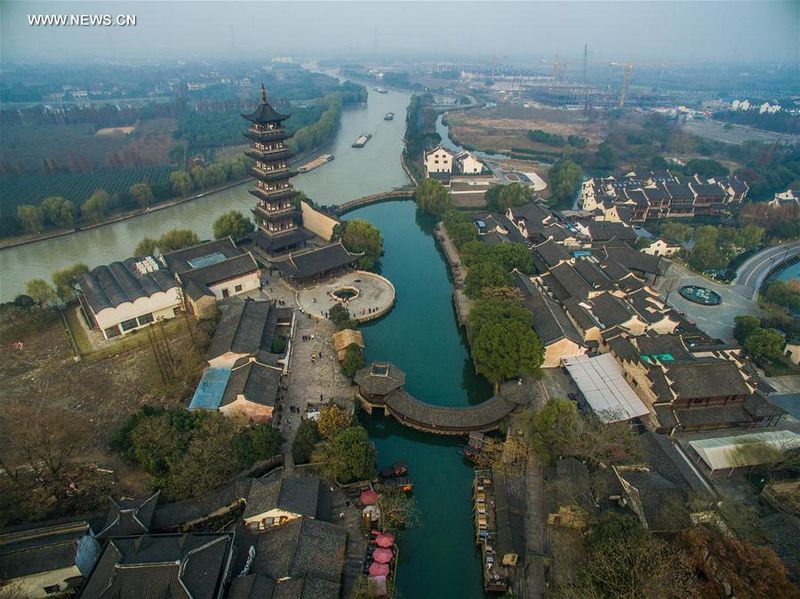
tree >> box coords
[170,170,194,197]
[81,189,109,223]
[16,205,44,233]
[744,328,785,364]
[313,425,375,483]
[334,220,383,270]
[529,399,642,466]
[471,319,543,387]
[659,221,693,244]
[317,404,353,440]
[443,210,478,249]
[40,196,75,228]
[293,419,321,465]
[467,296,532,346]
[548,159,582,208]
[135,237,158,256]
[486,243,534,274]
[737,224,764,251]
[763,280,800,312]
[213,210,253,242]
[26,279,57,307]
[341,344,366,379]
[485,182,530,212]
[464,260,513,299]
[233,424,283,464]
[689,226,725,271]
[52,263,89,302]
[680,526,799,599]
[415,178,452,217]
[376,488,420,530]
[129,182,155,208]
[328,303,351,326]
[136,229,199,256]
[685,158,729,177]
[567,512,699,599]
[733,315,761,345]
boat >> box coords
[380,461,408,479]
[352,134,372,148]
[384,112,395,121]
[380,477,414,493]
[297,153,334,173]
[374,87,388,94]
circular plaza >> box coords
[296,270,396,322]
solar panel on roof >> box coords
[187,252,228,269]
[189,368,231,410]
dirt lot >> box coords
[0,309,206,495]
[448,104,607,155]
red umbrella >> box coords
[375,534,393,548]
[372,547,393,564]
[360,490,379,505]
[369,562,390,577]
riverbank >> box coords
[0,141,334,252]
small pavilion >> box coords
[353,362,406,415]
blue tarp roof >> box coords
[189,368,231,410]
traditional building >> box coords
[245,84,314,256]
[424,145,455,175]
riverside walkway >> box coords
[383,389,518,435]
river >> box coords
[1,81,493,596]
[0,86,410,302]
[347,200,492,599]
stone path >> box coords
[331,486,368,598]
[295,271,395,323]
[524,453,547,599]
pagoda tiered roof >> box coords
[253,204,299,222]
[242,84,290,124]
[243,128,292,143]
[249,188,297,203]
[244,148,294,162]
[250,168,298,183]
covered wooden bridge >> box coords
[384,389,517,435]
[354,361,519,435]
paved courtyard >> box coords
[296,271,395,322]
[656,261,760,343]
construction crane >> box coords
[551,54,561,89]
[618,62,633,108]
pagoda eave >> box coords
[253,205,298,221]
[249,188,297,203]
[251,168,298,183]
[243,129,292,143]
[244,148,294,162]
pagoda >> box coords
[244,84,314,256]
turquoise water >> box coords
[774,261,800,283]
[346,200,492,599]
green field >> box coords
[0,165,173,215]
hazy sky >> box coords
[2,1,798,65]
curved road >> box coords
[734,241,800,299]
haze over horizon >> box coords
[1,1,798,67]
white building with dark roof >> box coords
[76,256,182,340]
[161,237,260,315]
[424,145,455,174]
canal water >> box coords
[0,87,410,302]
[346,200,492,599]
[1,81,494,596]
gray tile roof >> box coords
[533,239,570,269]
[573,258,613,290]
[80,533,232,599]
[273,241,362,280]
[244,476,321,520]
[514,272,583,346]
[0,521,95,580]
[563,298,601,333]
[248,517,346,586]
[208,299,277,361]
[223,359,281,407]
[162,238,241,275]
[97,492,160,539]
[254,227,316,252]
[589,293,639,328]
[601,244,663,275]
[549,263,593,300]
[666,360,749,400]
[78,258,177,313]
[354,362,406,397]
[588,221,637,242]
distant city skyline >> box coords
[1,1,798,66]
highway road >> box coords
[734,241,800,299]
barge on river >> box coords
[352,134,372,148]
[384,112,395,121]
[374,87,388,94]
[297,153,334,173]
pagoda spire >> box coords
[261,82,267,103]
